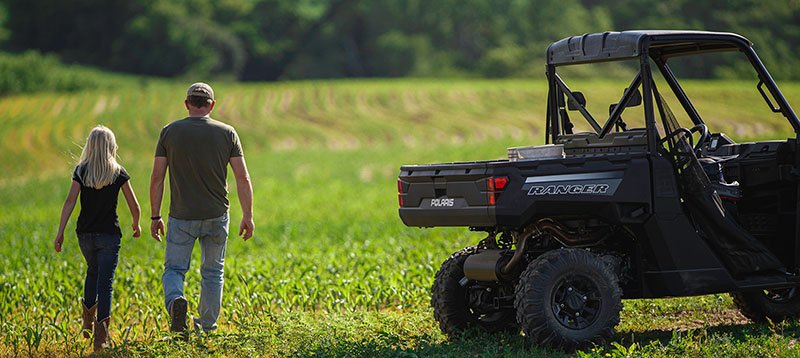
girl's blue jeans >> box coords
[78,232,121,321]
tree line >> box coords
[1,0,799,81]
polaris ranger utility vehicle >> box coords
[397,31,800,349]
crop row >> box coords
[3,79,797,181]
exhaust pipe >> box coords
[463,250,507,282]
[463,219,598,282]
[464,226,540,282]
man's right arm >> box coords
[149,156,168,242]
[230,156,254,240]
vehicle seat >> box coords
[697,155,741,201]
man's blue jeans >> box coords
[78,232,121,322]
[162,213,229,331]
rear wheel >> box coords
[431,246,518,337]
[732,287,800,322]
[515,248,622,349]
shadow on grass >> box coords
[616,320,800,348]
[302,329,570,358]
[352,322,800,357]
[105,328,554,357]
[222,323,800,357]
[105,321,800,357]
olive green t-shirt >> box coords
[155,116,244,220]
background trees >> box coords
[1,0,799,81]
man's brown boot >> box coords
[169,297,188,333]
[81,303,96,339]
[93,317,111,352]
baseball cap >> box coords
[187,82,214,100]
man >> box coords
[150,82,254,334]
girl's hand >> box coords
[54,234,64,253]
[132,223,141,238]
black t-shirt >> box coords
[72,165,130,235]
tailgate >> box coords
[398,162,496,227]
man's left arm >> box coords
[230,156,254,240]
[149,157,168,242]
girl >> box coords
[54,125,141,352]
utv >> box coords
[397,31,800,349]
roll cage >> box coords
[545,31,800,151]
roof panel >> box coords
[547,30,751,65]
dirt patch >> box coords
[273,138,298,151]
[670,309,750,331]
[627,308,751,333]
[92,96,107,115]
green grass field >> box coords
[3,79,800,356]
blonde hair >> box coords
[77,125,121,189]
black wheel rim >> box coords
[763,287,798,303]
[551,274,602,330]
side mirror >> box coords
[567,92,586,110]
[625,87,642,107]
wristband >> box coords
[151,216,162,220]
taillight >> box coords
[493,176,509,190]
[487,176,509,206]
[397,179,405,207]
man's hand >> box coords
[239,217,254,241]
[132,223,141,238]
[54,233,64,253]
[230,157,254,241]
[151,218,165,242]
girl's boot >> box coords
[81,303,96,338]
[93,317,111,352]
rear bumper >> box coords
[399,206,495,227]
